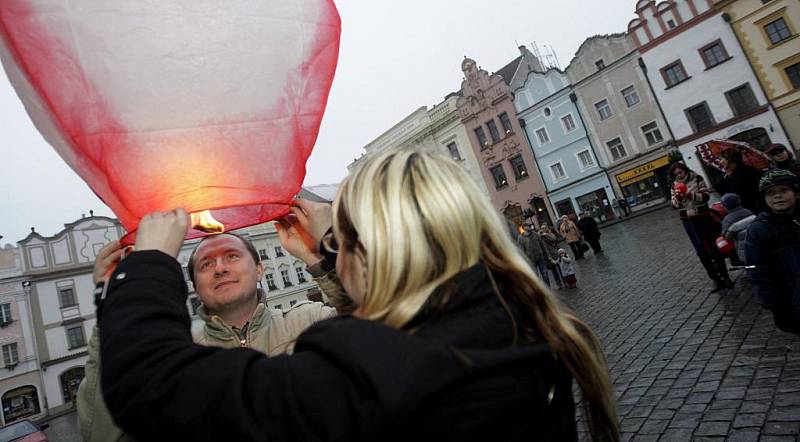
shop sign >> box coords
[616,156,670,184]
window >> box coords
[66,326,86,349]
[0,304,11,326]
[295,267,307,284]
[595,59,605,70]
[685,102,715,133]
[621,86,640,107]
[595,99,613,120]
[561,114,576,132]
[725,84,759,117]
[667,19,676,29]
[576,150,595,169]
[474,127,489,149]
[787,62,800,89]
[274,304,283,310]
[606,138,628,161]
[661,61,688,88]
[290,300,297,307]
[59,288,77,308]
[489,165,508,189]
[700,40,729,68]
[641,122,664,146]
[550,162,567,181]
[265,273,277,291]
[274,246,284,257]
[764,18,792,45]
[498,112,514,134]
[535,127,550,144]
[2,343,18,366]
[509,155,528,180]
[486,119,501,142]
[280,270,292,287]
[543,107,552,117]
[446,142,462,161]
[258,249,267,260]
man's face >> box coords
[770,150,789,163]
[192,235,263,312]
[765,184,797,214]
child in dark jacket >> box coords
[745,169,800,335]
[720,193,754,266]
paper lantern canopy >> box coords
[0,0,340,242]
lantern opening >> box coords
[191,210,225,234]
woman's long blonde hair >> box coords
[332,149,618,441]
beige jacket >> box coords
[78,290,337,442]
[559,220,581,243]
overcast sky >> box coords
[0,0,635,244]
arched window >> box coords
[60,366,85,404]
[2,385,40,425]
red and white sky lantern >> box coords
[0,0,340,242]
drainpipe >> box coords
[518,117,553,218]
[721,12,794,151]
[637,57,677,144]
[569,91,619,200]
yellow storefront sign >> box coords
[615,156,670,184]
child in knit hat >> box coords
[720,193,755,266]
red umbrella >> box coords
[696,139,772,173]
[0,0,341,244]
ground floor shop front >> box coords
[548,173,617,224]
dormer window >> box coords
[595,59,605,70]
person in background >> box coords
[520,224,551,287]
[556,249,577,289]
[715,148,764,214]
[539,223,564,289]
[745,169,800,335]
[719,193,754,267]
[577,213,603,255]
[767,144,800,176]
[670,162,733,292]
[97,149,619,441]
[559,215,584,260]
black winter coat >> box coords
[99,251,578,441]
[714,165,764,214]
[577,217,601,240]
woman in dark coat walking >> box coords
[98,150,619,442]
[715,148,764,214]
[577,213,602,255]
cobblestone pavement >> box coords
[563,207,799,441]
[42,410,79,442]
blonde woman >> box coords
[97,150,619,441]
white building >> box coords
[348,93,490,195]
[628,0,790,181]
[18,216,124,415]
[0,244,45,425]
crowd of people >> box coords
[669,143,799,336]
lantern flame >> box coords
[190,210,225,234]
[517,225,525,235]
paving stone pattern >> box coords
[561,208,799,441]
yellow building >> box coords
[716,0,800,151]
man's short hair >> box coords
[187,232,261,285]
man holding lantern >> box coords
[78,199,351,442]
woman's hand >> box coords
[93,240,126,284]
[134,209,189,258]
[275,216,323,266]
[290,199,332,244]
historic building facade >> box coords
[566,33,675,212]
[514,68,617,222]
[348,93,489,196]
[457,56,553,227]
[0,245,45,425]
[715,0,800,150]
[628,0,791,182]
